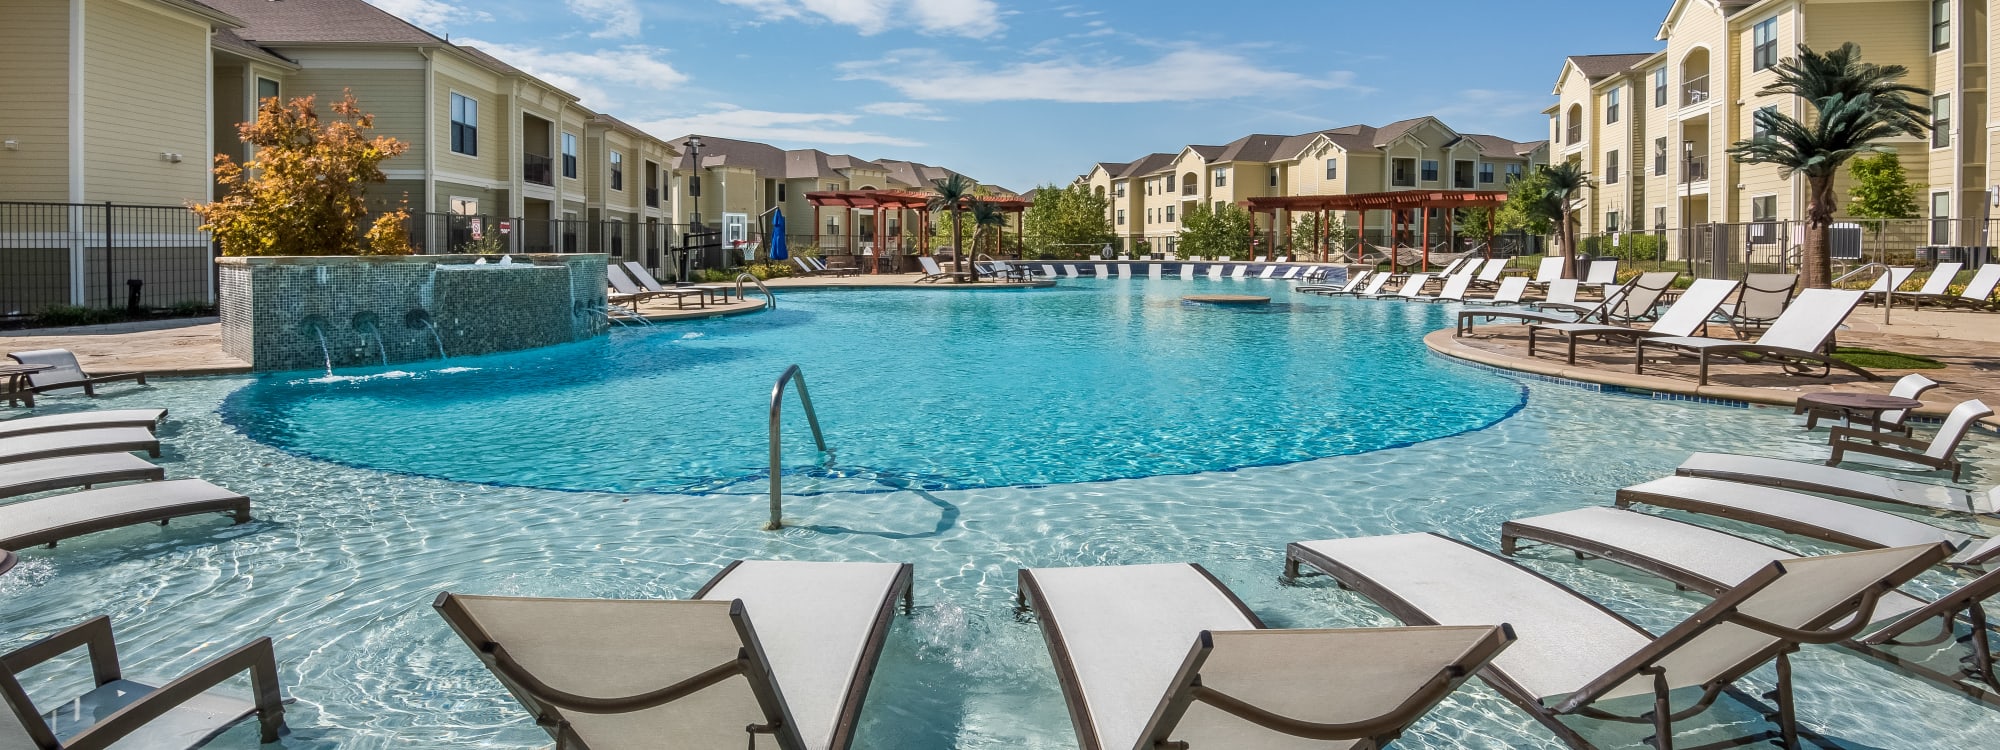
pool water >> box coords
[2,277,1996,749]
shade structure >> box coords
[770,209,789,260]
[1242,189,1509,270]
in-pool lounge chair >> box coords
[1675,451,1996,514]
[1714,273,1798,334]
[1016,562,1511,750]
[1285,532,1948,750]
[1498,506,2000,707]
[1,478,252,550]
[1634,288,1872,385]
[0,426,159,464]
[1455,280,1633,336]
[0,408,166,438]
[1613,476,1991,563]
[1526,278,1738,365]
[1302,270,1367,295]
[0,452,163,500]
[1415,273,1474,303]
[1826,399,1993,482]
[435,560,913,750]
[1897,263,2000,310]
[1379,273,1432,301]
[1,615,287,749]
[1800,373,1938,433]
[7,349,147,397]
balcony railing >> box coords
[645,188,660,208]
[524,153,553,186]
[1181,185,1197,196]
[1566,124,1581,145]
[1683,75,1710,107]
[1680,153,1709,184]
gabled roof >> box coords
[1460,133,1540,160]
[211,27,296,67]
[1372,117,1434,146]
[877,159,962,189]
[826,155,886,172]
[1316,124,1380,152]
[1208,134,1298,165]
[196,0,444,45]
[1566,53,1657,81]
[1114,153,1177,178]
[1186,145,1226,161]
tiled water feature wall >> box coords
[219,254,610,372]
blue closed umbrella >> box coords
[769,209,789,260]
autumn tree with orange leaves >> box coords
[195,90,413,256]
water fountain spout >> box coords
[404,309,449,360]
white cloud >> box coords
[636,106,923,147]
[1432,89,1551,121]
[719,0,1003,38]
[842,47,1361,103]
[363,0,491,29]
[566,0,644,39]
[456,40,689,108]
[859,102,948,120]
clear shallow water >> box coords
[0,277,1996,749]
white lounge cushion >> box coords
[1620,476,1973,551]
[1677,452,1990,514]
[0,409,166,438]
[0,452,162,500]
[0,427,159,464]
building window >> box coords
[1653,68,1667,107]
[1752,196,1777,223]
[1753,17,1778,71]
[777,183,786,202]
[449,93,478,156]
[255,77,279,105]
[1506,164,1523,183]
[1116,209,1125,225]
[1933,0,1951,51]
[1931,192,1952,244]
[610,152,624,190]
[1166,206,1175,222]
[1325,158,1338,180]
[1654,207,1667,230]
[1653,138,1667,175]
[1605,150,1619,184]
[1420,160,1439,182]
[1606,87,1621,124]
[1933,94,1951,147]
[1753,106,1777,140]
[1213,168,1228,187]
[1479,163,1495,183]
[1267,170,1278,187]
[1392,158,1415,186]
[561,133,577,178]
[1114,184,1125,198]
[1166,174,1177,192]
[1606,211,1620,233]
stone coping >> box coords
[216,253,606,266]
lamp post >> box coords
[1681,139,1695,275]
[680,136,703,283]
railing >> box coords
[767,364,830,531]
[1833,263,1896,325]
[735,272,773,310]
[1683,75,1711,107]
[523,154,553,186]
[1681,154,1709,183]
[0,201,215,318]
[645,188,659,208]
[1181,185,1197,196]
[1566,123,1581,145]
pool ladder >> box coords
[767,364,829,530]
[1831,263,1894,325]
[736,272,775,310]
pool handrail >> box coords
[768,364,829,530]
[735,272,775,310]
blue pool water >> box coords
[3,276,1997,749]
[222,279,1527,493]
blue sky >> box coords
[371,0,1672,190]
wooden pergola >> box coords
[805,189,1032,273]
[1242,189,1509,270]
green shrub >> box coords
[36,305,126,327]
[167,300,215,317]
[697,268,736,283]
[744,262,793,280]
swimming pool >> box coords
[3,277,1996,749]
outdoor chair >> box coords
[1677,451,1996,514]
[2,478,252,550]
[1714,273,1798,335]
[606,265,704,309]
[7,349,146,397]
[1455,279,1634,336]
[0,407,166,439]
[1613,475,1985,560]
[1826,399,1993,482]
[1527,278,1738,365]
[1800,373,1938,433]
[1897,264,2000,310]
[1859,266,1916,304]
[1416,273,1475,303]
[622,262,727,306]
[915,256,953,283]
[0,426,159,464]
[1463,276,1530,306]
[0,451,163,500]
[1634,289,1874,385]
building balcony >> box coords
[645,188,659,208]
[524,153,554,186]
[1566,124,1581,145]
[1680,154,1709,184]
[1181,186,1197,196]
[1683,75,1711,108]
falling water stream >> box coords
[421,320,449,359]
[313,329,333,377]
[371,329,388,367]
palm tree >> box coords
[1730,44,1929,288]
[1539,161,1594,279]
[968,199,1007,262]
[928,174,978,275]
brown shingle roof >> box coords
[197,0,443,45]
[1459,133,1539,160]
[1567,53,1656,81]
[211,27,294,66]
[1114,153,1177,178]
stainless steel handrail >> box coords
[767,364,829,530]
[735,272,774,310]
[1832,262,1894,325]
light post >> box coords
[680,136,703,283]
[1681,139,1695,275]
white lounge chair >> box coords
[1677,451,1996,514]
[1095,263,1112,278]
[1117,263,1134,278]
[2,615,287,749]
[1207,265,1224,281]
[1463,276,1530,306]
[435,560,913,750]
[1468,258,1510,288]
[622,262,726,304]
[1416,273,1474,303]
[1800,373,1939,433]
[1338,274,1394,298]
[1860,266,1917,303]
[1433,258,1467,277]
[1714,273,1798,334]
[1526,257,1565,286]
[1615,476,1992,564]
[1897,263,2000,310]
[607,265,704,308]
[1257,265,1279,279]
[2,478,252,550]
[1041,264,1058,279]
[1228,264,1248,279]
[1635,288,1873,385]
[0,426,160,464]
[1826,399,1993,482]
[1280,266,1302,279]
[0,452,163,500]
[1285,532,1948,750]
[0,408,166,438]
[916,256,953,283]
[7,349,147,397]
[1455,279,1632,335]
[1149,264,1163,280]
[1016,563,1509,750]
[1384,273,1432,300]
[1300,270,1366,295]
[1526,278,1738,364]
[1499,506,2000,707]
[1581,259,1620,292]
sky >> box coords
[368,0,1674,191]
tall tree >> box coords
[1453,207,1497,256]
[194,90,412,256]
[928,174,978,275]
[1729,43,1930,288]
[1022,182,1114,259]
[1495,168,1558,238]
[1177,203,1253,259]
[968,199,1008,260]
[1290,211,1346,260]
[1847,151,1923,260]
[1539,161,1595,278]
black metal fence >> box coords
[0,202,215,319]
[1577,218,1995,280]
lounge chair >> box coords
[1799,373,1939,433]
[1433,258,1467,277]
[434,560,912,750]
[1274,255,1289,263]
[2,478,252,550]
[1016,563,1509,750]
[1859,266,1916,304]
[1526,278,1738,365]
[1228,264,1248,279]
[1338,274,1394,298]
[0,426,160,463]
[1284,531,1948,750]
[1117,263,1134,279]
[915,256,953,283]
[1415,273,1474,303]
[1,452,163,500]
[1898,263,2000,310]
[1062,264,1081,278]
[1463,276,1530,306]
[607,265,704,309]
[0,408,166,438]
[1498,506,2000,707]
[1525,257,1565,287]
[1280,266,1302,279]
[1586,271,1680,323]
[1715,273,1797,334]
[1676,451,1996,514]
[1207,265,1225,280]
[1251,256,1269,263]
[1382,273,1432,301]
[806,257,860,277]
[791,257,822,276]
[1827,399,1993,482]
[1300,270,1366,295]
[1455,280,1632,336]
[1150,264,1165,280]
[1468,258,1510,289]
[2,615,287,748]
[1881,263,1960,306]
[1041,264,1058,278]
[1634,288,1873,385]
[1614,476,1990,562]
[1580,259,1620,292]
[7,349,147,397]
[1257,265,1278,279]
[620,262,728,305]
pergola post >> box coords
[1420,206,1430,272]
[1357,210,1368,267]
[812,206,821,256]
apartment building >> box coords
[1553,0,1994,251]
[1083,118,1548,254]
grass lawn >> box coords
[1830,347,1945,370]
